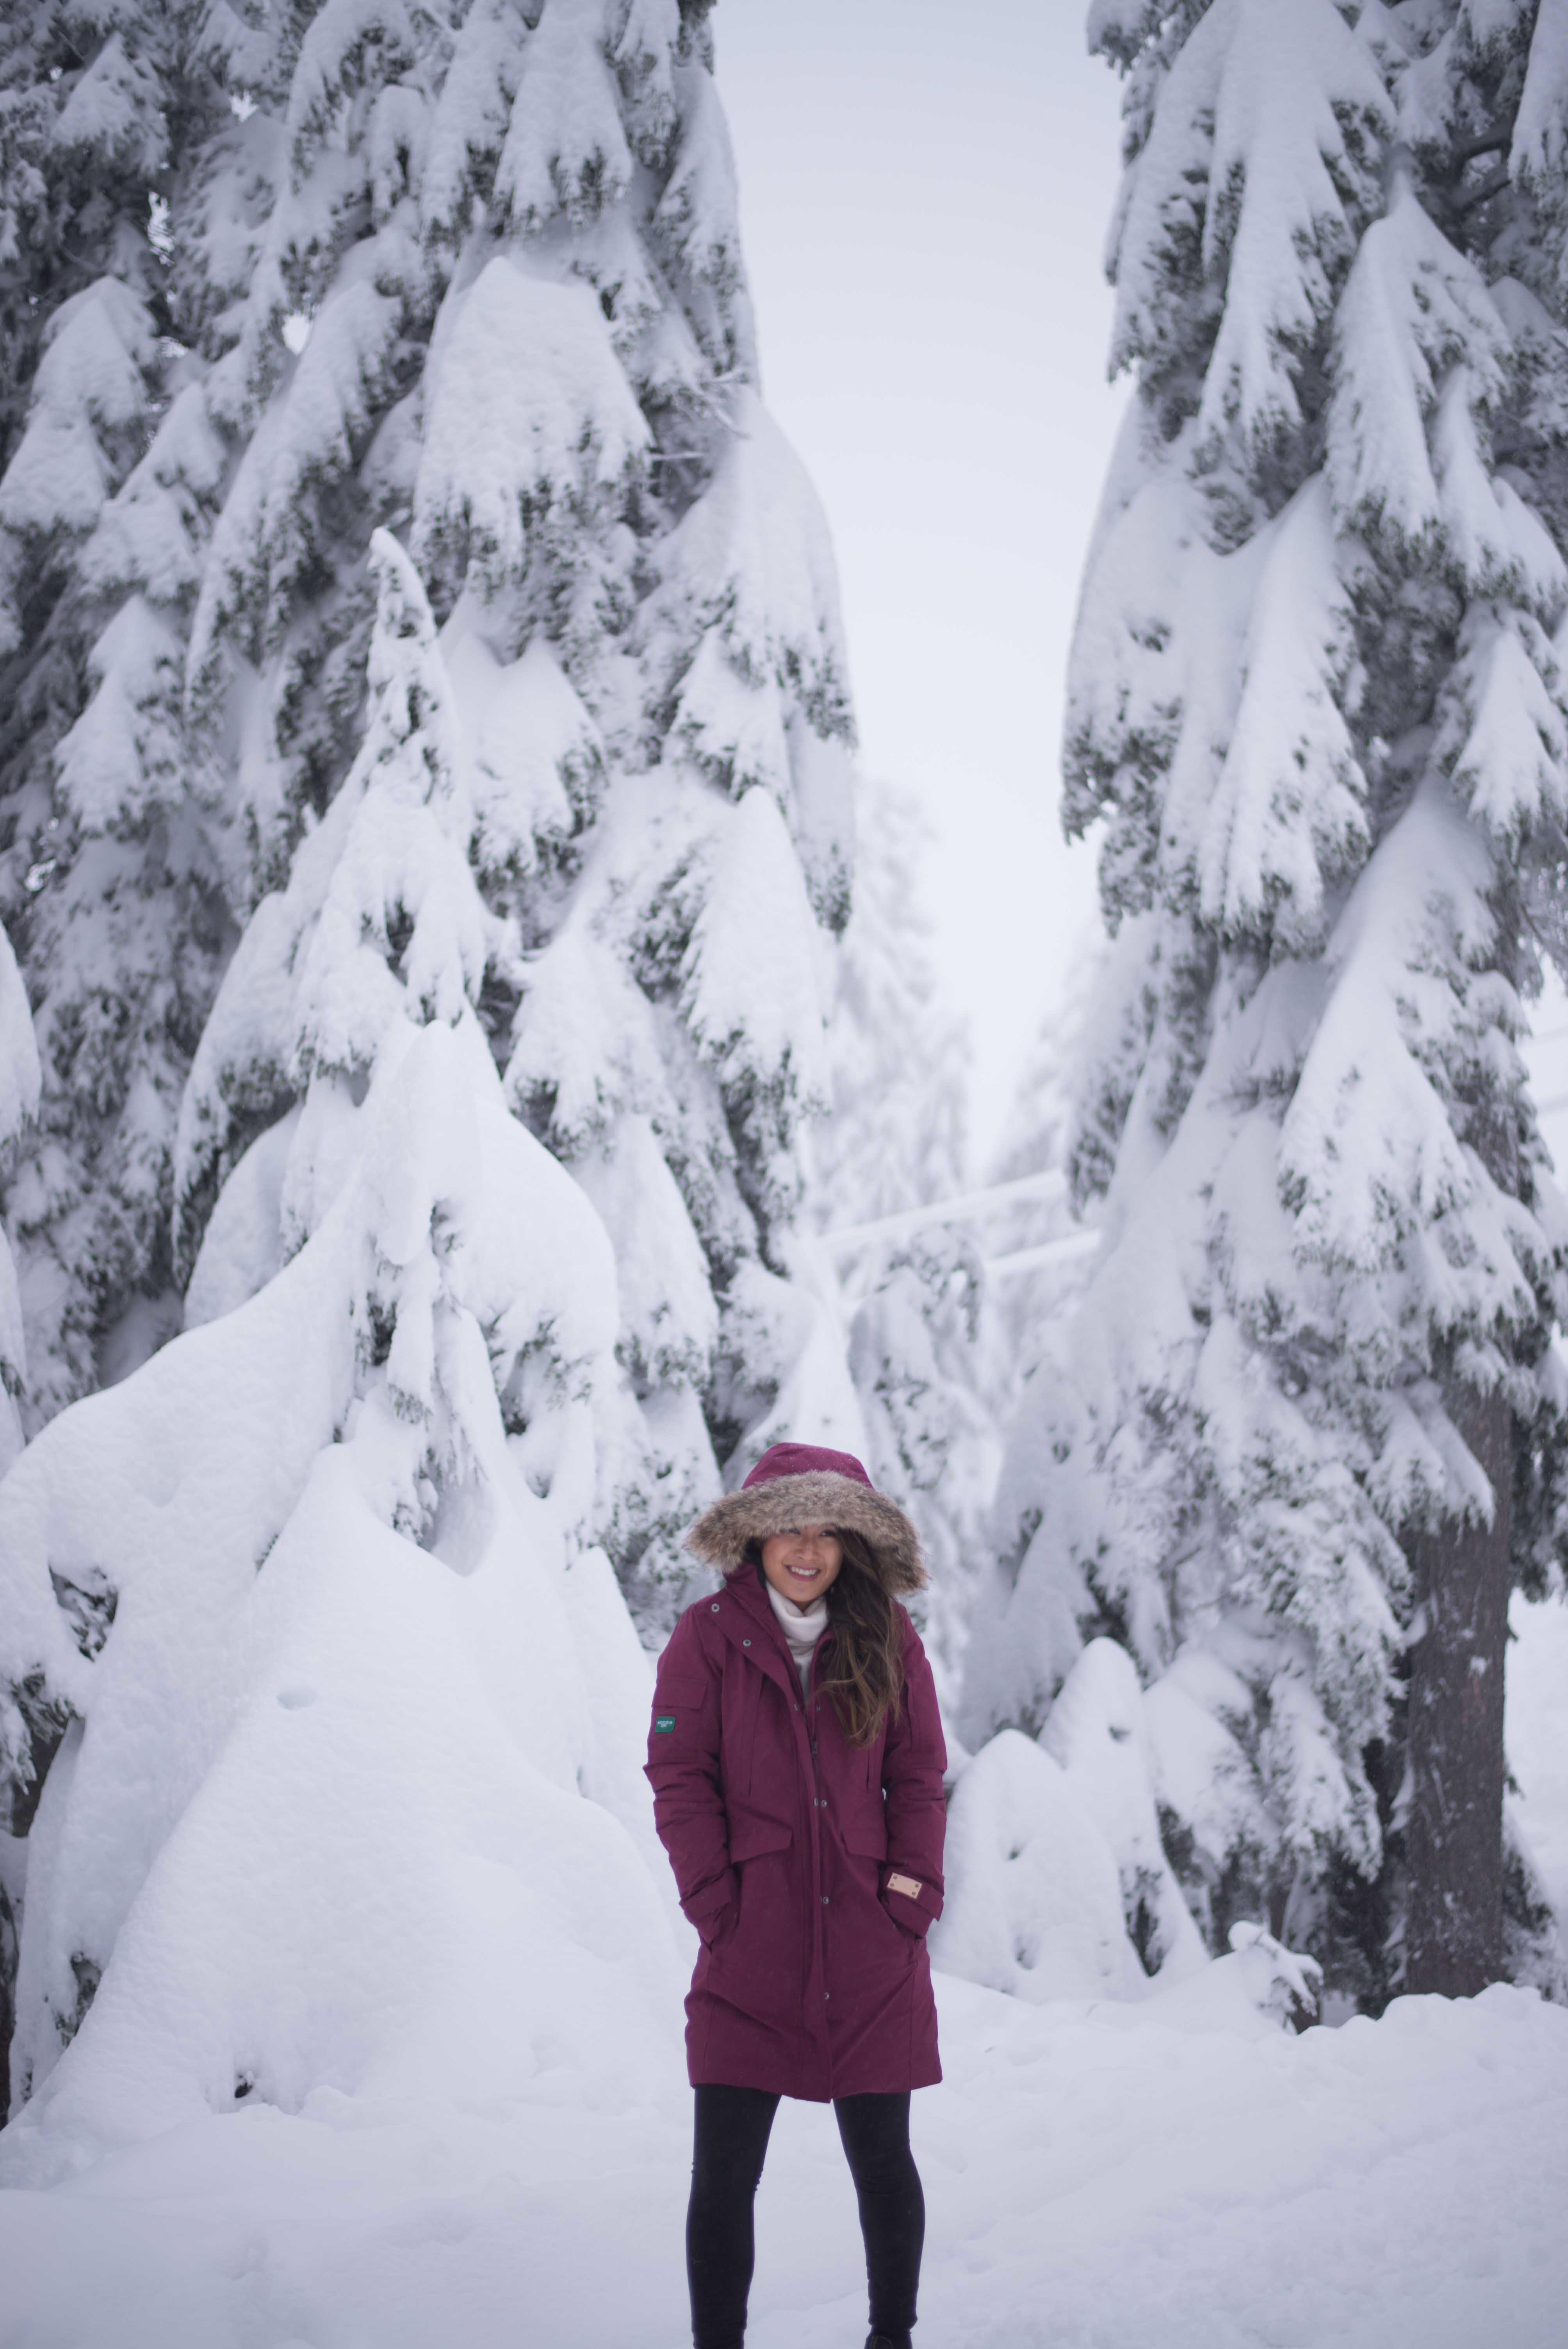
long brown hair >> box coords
[754,1526,904,1747]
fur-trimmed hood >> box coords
[686,1442,926,1595]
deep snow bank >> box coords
[1,1973,1563,2349]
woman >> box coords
[646,1440,947,2349]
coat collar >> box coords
[725,1559,789,1645]
[720,1561,833,1693]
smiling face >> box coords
[759,1525,843,1608]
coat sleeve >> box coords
[645,1609,737,1944]
[879,1623,947,1936]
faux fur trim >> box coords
[686,1471,926,1593]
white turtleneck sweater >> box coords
[765,1578,828,1695]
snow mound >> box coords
[0,1017,685,2187]
[1139,1922,1322,2039]
[1042,1636,1210,1982]
[1508,1590,1568,1934]
[930,1728,1147,2003]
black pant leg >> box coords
[833,2090,925,2344]
[686,2084,782,2349]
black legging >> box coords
[686,2083,924,2349]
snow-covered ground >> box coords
[3,1970,1565,2349]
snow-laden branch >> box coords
[821,1168,1068,1254]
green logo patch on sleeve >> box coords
[654,1714,676,1733]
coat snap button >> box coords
[710,1603,720,1613]
[821,1895,829,1906]
[742,1638,751,1647]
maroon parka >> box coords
[645,1446,947,2101]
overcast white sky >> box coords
[717,0,1127,1169]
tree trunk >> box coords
[0,1877,13,2124]
[1404,1378,1511,1996]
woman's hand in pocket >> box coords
[700,1898,739,1950]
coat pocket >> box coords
[729,1813,793,1864]
[841,1809,888,1860]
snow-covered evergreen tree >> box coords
[0,529,681,2160]
[982,942,1105,1406]
[966,0,1568,2005]
[0,912,38,2117]
[0,0,868,2145]
[0,4,237,1425]
[814,781,969,1228]
[0,918,39,1475]
[168,0,861,1631]
[809,777,997,1688]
